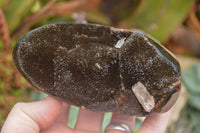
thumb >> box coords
[1,95,62,133]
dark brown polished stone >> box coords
[13,23,181,116]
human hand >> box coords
[1,96,171,133]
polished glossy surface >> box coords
[13,23,181,116]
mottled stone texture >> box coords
[13,23,181,116]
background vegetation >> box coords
[0,0,200,132]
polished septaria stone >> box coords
[13,23,181,116]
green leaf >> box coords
[4,0,35,33]
[182,65,200,111]
[134,118,143,133]
[101,112,112,133]
[127,0,194,43]
[30,91,46,101]
[188,93,200,111]
[182,65,200,94]
[31,0,41,13]
[67,106,79,128]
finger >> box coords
[1,96,62,133]
[75,108,104,132]
[55,102,70,124]
[137,109,172,133]
[41,102,70,132]
[40,123,73,133]
[105,113,135,133]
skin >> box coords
[1,96,171,133]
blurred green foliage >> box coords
[183,65,200,110]
[0,0,199,132]
[131,0,193,43]
[167,65,200,133]
[68,106,79,128]
[4,0,35,33]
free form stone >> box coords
[13,23,181,116]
